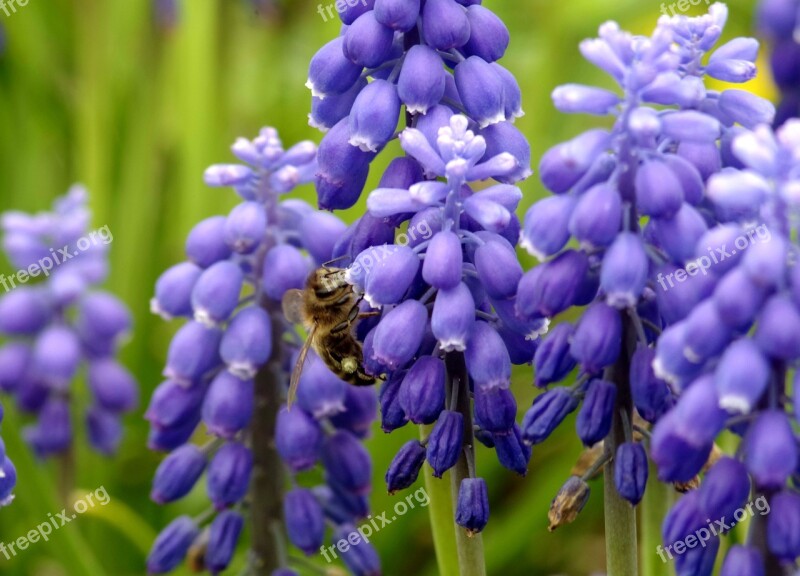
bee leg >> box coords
[358,311,381,319]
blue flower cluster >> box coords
[652,120,800,575]
[759,0,800,125]
[146,127,380,575]
[308,0,530,211]
[0,186,136,462]
[306,0,535,535]
[514,3,772,515]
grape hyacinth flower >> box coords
[0,186,136,462]
[512,3,773,556]
[651,120,800,572]
[147,128,379,575]
[307,0,530,211]
[304,1,535,554]
[758,0,800,125]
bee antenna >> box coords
[322,254,352,268]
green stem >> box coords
[249,308,287,575]
[604,314,638,576]
[641,464,672,576]
[603,438,638,576]
[420,424,460,576]
[447,352,486,576]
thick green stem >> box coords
[641,464,672,576]
[421,425,460,576]
[447,352,486,576]
[604,314,638,576]
[249,309,287,575]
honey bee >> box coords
[282,266,378,406]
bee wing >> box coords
[282,289,306,325]
[288,324,316,409]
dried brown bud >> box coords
[571,442,606,479]
[548,475,591,531]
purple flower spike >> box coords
[0,288,50,335]
[523,245,590,303]
[462,5,510,63]
[207,441,252,509]
[349,79,401,153]
[423,231,463,290]
[754,295,800,361]
[322,431,373,495]
[150,444,206,504]
[569,183,621,248]
[385,440,426,494]
[521,388,579,446]
[767,490,800,562]
[474,239,522,299]
[262,244,310,302]
[520,195,576,260]
[306,37,363,99]
[275,406,322,473]
[431,283,475,352]
[31,325,81,390]
[422,0,471,50]
[426,409,464,478]
[87,358,139,413]
[474,386,516,433]
[284,488,325,556]
[698,457,751,524]
[152,262,202,320]
[614,442,648,506]
[533,323,577,387]
[185,216,232,268]
[374,0,419,32]
[202,371,254,439]
[370,300,428,371]
[456,477,490,535]
[223,201,267,255]
[362,244,420,308]
[0,342,31,392]
[744,410,798,490]
[316,119,374,211]
[146,380,205,431]
[398,45,447,115]
[714,339,770,414]
[399,356,446,425]
[629,344,671,423]
[146,516,199,574]
[191,260,243,327]
[538,129,610,194]
[601,232,648,309]
[720,546,764,576]
[205,510,244,574]
[455,57,506,128]
[493,425,531,476]
[335,523,382,576]
[220,307,272,380]
[296,351,347,418]
[164,321,222,386]
[570,302,622,374]
[464,321,511,390]
[343,12,394,69]
[635,159,684,219]
[576,379,617,447]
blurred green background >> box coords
[0,1,771,575]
